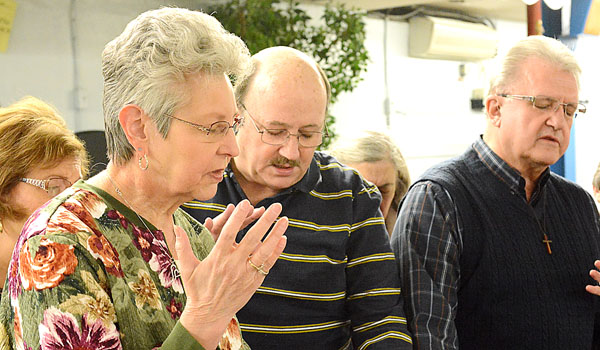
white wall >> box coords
[0,0,204,130]
[1,1,599,193]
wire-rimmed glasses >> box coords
[20,177,74,197]
[240,103,329,148]
[166,114,244,142]
[497,94,586,119]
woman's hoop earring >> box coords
[138,154,149,171]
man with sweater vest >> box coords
[391,35,600,349]
[183,47,412,349]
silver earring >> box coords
[138,154,149,171]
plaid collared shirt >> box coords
[390,136,556,349]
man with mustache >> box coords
[183,46,412,349]
[391,35,600,349]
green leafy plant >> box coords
[209,0,369,147]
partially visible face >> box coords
[347,160,397,217]
[233,62,328,198]
[493,57,577,174]
[148,73,239,201]
[7,156,81,223]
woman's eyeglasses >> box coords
[166,114,243,142]
[20,177,74,197]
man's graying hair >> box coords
[102,7,251,164]
[488,35,581,97]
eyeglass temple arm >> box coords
[21,178,48,190]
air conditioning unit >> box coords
[409,16,498,61]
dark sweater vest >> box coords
[419,147,600,349]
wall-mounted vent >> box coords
[409,15,498,61]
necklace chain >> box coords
[527,190,552,255]
[106,174,155,235]
[105,173,181,279]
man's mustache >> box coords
[270,157,300,167]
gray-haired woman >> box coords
[0,8,287,350]
[329,130,411,234]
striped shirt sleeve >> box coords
[391,182,461,350]
[346,181,413,349]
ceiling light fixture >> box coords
[521,0,566,10]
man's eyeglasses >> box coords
[497,94,586,119]
[240,104,329,148]
[20,177,74,197]
[166,114,243,142]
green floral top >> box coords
[0,181,248,350]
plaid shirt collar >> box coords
[472,136,550,202]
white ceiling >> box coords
[300,0,528,22]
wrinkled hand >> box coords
[175,200,287,349]
[204,203,265,242]
[586,260,600,296]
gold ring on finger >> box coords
[248,257,269,276]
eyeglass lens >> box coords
[533,97,583,118]
[205,117,242,139]
[47,178,72,196]
[261,129,324,147]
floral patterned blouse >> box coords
[0,181,248,350]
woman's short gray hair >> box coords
[102,7,251,164]
[328,130,411,206]
[488,35,581,96]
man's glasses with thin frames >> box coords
[240,103,329,148]
[497,94,586,119]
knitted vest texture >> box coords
[419,147,600,349]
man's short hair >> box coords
[488,35,581,97]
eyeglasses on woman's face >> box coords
[20,176,74,197]
[166,114,244,143]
